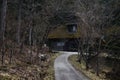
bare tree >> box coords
[0,0,7,65]
[76,0,119,75]
[16,0,22,45]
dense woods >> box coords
[0,0,56,64]
[76,0,120,74]
[0,0,60,79]
[0,0,120,80]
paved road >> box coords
[54,52,90,80]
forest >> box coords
[0,0,120,80]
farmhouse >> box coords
[47,23,81,51]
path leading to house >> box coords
[54,52,90,80]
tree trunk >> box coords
[16,0,22,45]
[96,38,102,76]
[1,46,5,65]
[78,40,81,63]
[96,55,99,76]
[9,48,13,64]
[29,23,33,63]
[0,0,7,65]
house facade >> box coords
[47,23,80,51]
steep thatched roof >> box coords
[48,25,81,39]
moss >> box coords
[0,75,11,80]
[69,55,104,80]
[48,25,81,39]
[43,53,60,80]
[0,66,8,72]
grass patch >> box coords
[0,53,60,80]
[0,75,11,80]
[69,54,107,80]
[43,53,60,80]
[0,66,8,72]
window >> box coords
[57,42,65,46]
[67,24,77,33]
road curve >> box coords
[54,52,90,80]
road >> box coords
[54,52,90,80]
